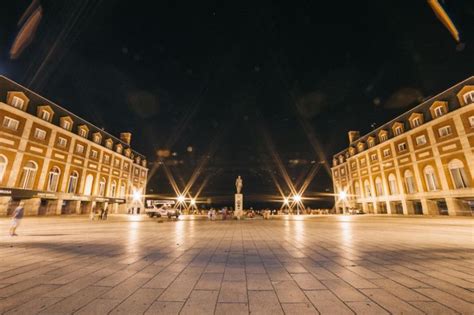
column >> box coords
[420,198,438,215]
[401,199,415,215]
[445,197,471,216]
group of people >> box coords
[90,207,108,220]
[207,207,232,220]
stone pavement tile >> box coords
[421,270,474,289]
[4,297,62,315]
[39,285,109,315]
[303,265,338,280]
[346,301,389,315]
[224,267,246,281]
[410,301,459,315]
[248,290,284,315]
[376,270,430,289]
[94,270,136,287]
[281,302,318,314]
[108,288,163,314]
[291,273,325,290]
[371,278,431,302]
[195,273,223,290]
[43,274,105,298]
[329,268,378,289]
[0,274,56,297]
[157,269,202,302]
[218,281,247,303]
[245,263,266,274]
[0,266,57,284]
[305,290,353,315]
[74,298,122,315]
[180,290,219,314]
[283,262,307,273]
[247,273,273,290]
[361,288,424,315]
[215,302,249,315]
[417,276,474,302]
[345,265,384,279]
[322,279,369,302]
[415,288,474,314]
[143,271,180,289]
[205,262,226,273]
[273,280,308,303]
[265,267,292,281]
[144,301,184,315]
[0,284,59,314]
[101,274,151,300]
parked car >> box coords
[146,204,180,219]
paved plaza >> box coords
[0,215,473,315]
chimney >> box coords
[348,131,360,144]
[120,132,132,145]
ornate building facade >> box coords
[0,76,148,216]
[332,77,474,216]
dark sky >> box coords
[1,0,473,208]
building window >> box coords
[62,120,71,130]
[448,159,470,189]
[351,161,356,169]
[110,180,117,197]
[2,116,19,130]
[106,140,113,149]
[371,154,377,161]
[394,126,403,136]
[438,125,452,137]
[404,170,416,194]
[375,177,384,196]
[468,116,474,128]
[11,96,24,109]
[354,182,361,197]
[104,155,110,164]
[19,161,37,189]
[120,183,126,198]
[98,177,106,196]
[93,134,101,144]
[380,134,388,142]
[434,106,446,118]
[415,135,427,146]
[383,149,390,157]
[340,168,345,175]
[368,140,375,148]
[114,159,120,167]
[34,128,46,140]
[424,165,439,191]
[76,143,84,154]
[116,146,123,154]
[412,117,422,128]
[41,110,50,121]
[463,91,474,104]
[388,173,398,195]
[91,150,98,159]
[334,170,339,177]
[79,128,87,138]
[67,171,79,193]
[0,155,7,182]
[364,180,371,197]
[47,166,61,192]
[398,142,407,152]
[57,137,67,147]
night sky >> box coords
[1,0,473,208]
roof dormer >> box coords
[456,85,474,106]
[378,130,388,142]
[349,147,356,156]
[59,116,73,131]
[124,148,131,158]
[7,91,29,111]
[367,136,376,148]
[338,155,344,164]
[78,125,89,138]
[429,101,448,119]
[357,142,365,152]
[37,105,54,122]
[116,143,123,154]
[408,112,424,129]
[392,122,404,136]
[142,159,147,167]
[105,138,113,149]
[92,132,102,144]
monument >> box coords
[235,176,243,219]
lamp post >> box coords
[293,194,301,215]
[339,190,347,214]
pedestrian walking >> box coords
[9,202,24,236]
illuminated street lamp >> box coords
[177,195,185,203]
[339,190,347,214]
[293,194,302,215]
[132,189,142,202]
[293,194,301,202]
[190,198,196,206]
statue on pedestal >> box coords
[235,176,243,194]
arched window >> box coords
[67,171,79,194]
[404,170,416,194]
[84,174,94,195]
[448,159,470,189]
[364,180,371,197]
[110,180,117,197]
[19,161,37,189]
[354,182,361,197]
[98,177,106,196]
[120,182,126,198]
[375,177,384,196]
[47,167,61,192]
[424,166,439,191]
[0,155,7,182]
[388,173,398,195]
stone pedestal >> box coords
[235,194,243,219]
